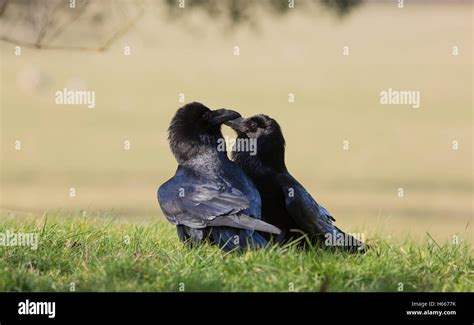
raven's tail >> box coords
[207,213,281,235]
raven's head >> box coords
[168,102,241,163]
[225,114,286,170]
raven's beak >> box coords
[224,117,247,133]
[210,109,241,125]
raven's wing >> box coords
[158,169,280,234]
[277,173,337,236]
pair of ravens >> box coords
[158,102,365,252]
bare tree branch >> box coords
[0,0,144,52]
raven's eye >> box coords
[250,121,258,130]
[202,111,211,121]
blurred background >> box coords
[0,0,472,242]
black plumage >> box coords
[157,103,280,252]
[226,114,366,251]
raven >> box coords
[157,103,280,252]
[226,114,366,251]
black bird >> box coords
[157,103,280,252]
[226,114,366,251]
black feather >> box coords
[229,114,366,252]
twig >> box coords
[0,0,145,52]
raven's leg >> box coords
[176,225,189,242]
[177,225,211,247]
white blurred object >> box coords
[16,66,50,93]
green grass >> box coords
[0,213,472,292]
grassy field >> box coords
[0,3,472,292]
[0,213,472,292]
